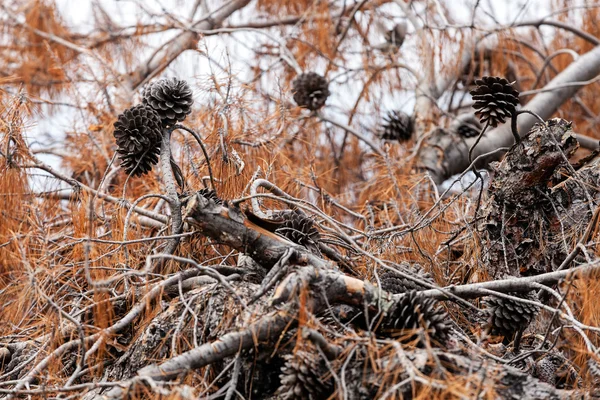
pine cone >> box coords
[292,72,330,111]
[533,352,577,389]
[277,349,333,400]
[197,188,222,205]
[379,110,413,142]
[113,104,162,176]
[273,210,320,250]
[379,291,450,345]
[142,77,194,127]
[450,113,482,138]
[379,263,433,294]
[484,291,538,339]
[470,76,519,127]
[318,304,360,329]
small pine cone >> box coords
[274,210,320,251]
[277,349,333,400]
[484,292,538,339]
[197,188,222,205]
[292,72,330,111]
[379,110,413,142]
[379,291,450,345]
[457,124,480,138]
[142,77,194,127]
[113,104,162,176]
[379,263,433,294]
[470,76,519,127]
[318,304,360,328]
[533,352,578,389]
[450,113,483,138]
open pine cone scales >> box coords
[277,349,333,400]
[379,291,450,344]
[379,263,433,293]
[484,292,538,339]
[273,210,320,249]
[292,72,330,111]
[379,110,413,141]
[470,76,519,127]
[143,77,194,127]
[113,104,163,176]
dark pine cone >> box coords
[470,76,519,127]
[533,352,578,389]
[113,103,162,177]
[142,77,194,127]
[379,110,413,142]
[277,349,333,400]
[457,124,480,138]
[197,188,222,205]
[244,209,320,254]
[292,72,330,111]
[379,291,450,345]
[450,113,482,138]
[379,263,434,294]
[274,210,320,246]
[484,291,538,340]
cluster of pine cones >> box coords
[113,78,193,176]
[112,73,518,173]
[372,75,520,143]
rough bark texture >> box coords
[480,119,592,279]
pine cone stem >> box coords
[173,124,217,192]
[468,120,490,164]
[158,129,183,265]
[511,112,520,144]
[511,109,546,145]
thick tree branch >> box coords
[126,0,251,90]
[420,45,600,183]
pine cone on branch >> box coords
[470,76,519,127]
[142,77,194,127]
[277,349,333,400]
[273,210,320,251]
[379,110,413,142]
[244,209,321,254]
[379,291,450,345]
[197,188,222,205]
[484,291,538,342]
[379,263,433,294]
[113,104,163,176]
[292,72,330,111]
